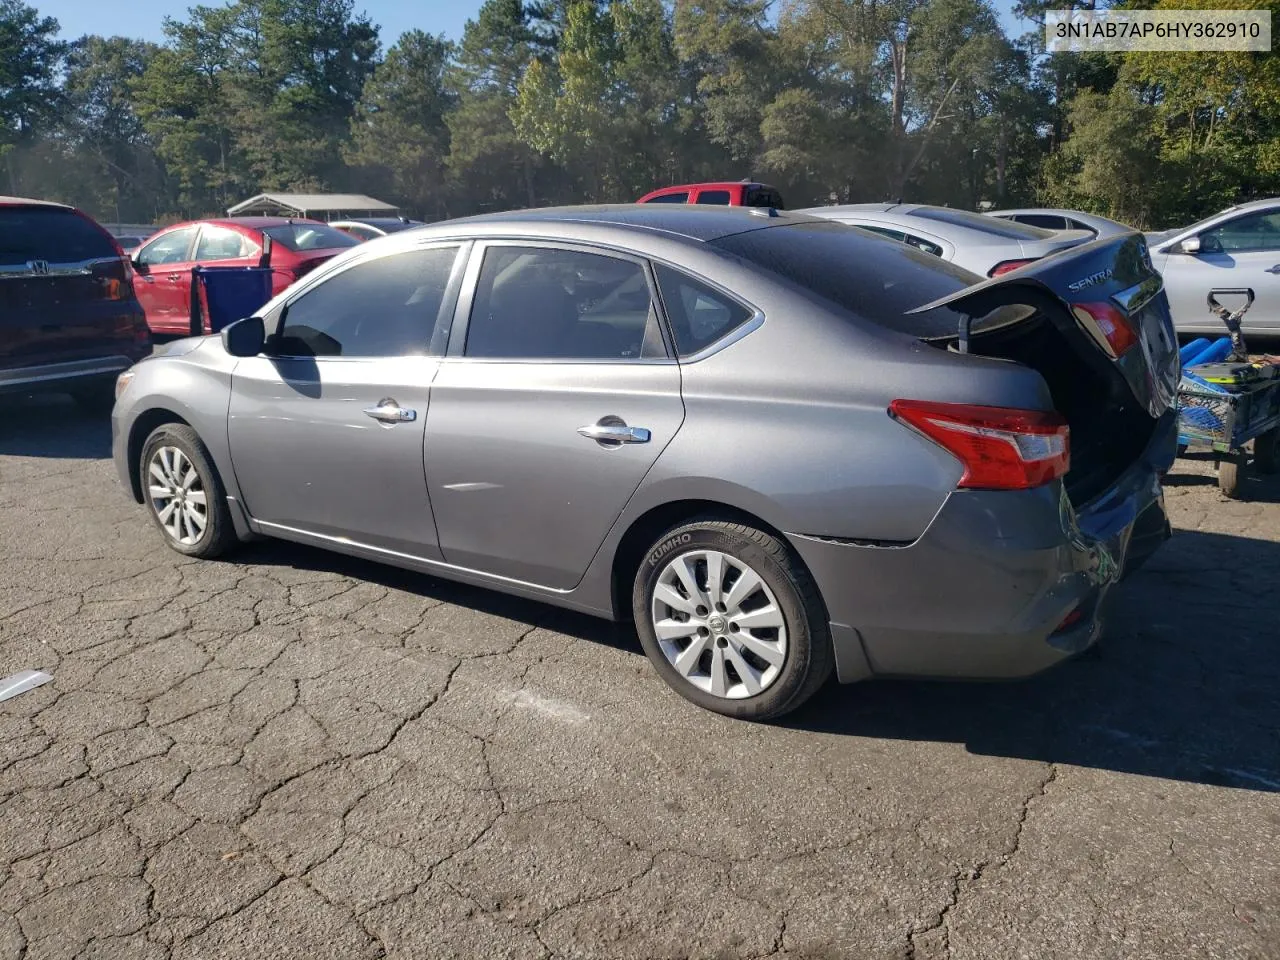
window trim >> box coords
[441,239,676,365]
[263,239,470,361]
[648,257,764,363]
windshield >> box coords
[711,220,980,338]
[263,223,361,252]
[907,206,1054,240]
[0,207,118,265]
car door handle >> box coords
[577,422,651,444]
[167,274,183,282]
[363,400,416,424]
[1266,264,1280,274]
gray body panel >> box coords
[112,205,1171,684]
[1148,198,1280,335]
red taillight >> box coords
[889,399,1070,491]
[988,258,1037,277]
[1072,301,1138,357]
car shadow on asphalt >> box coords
[10,411,1277,793]
[786,526,1280,793]
[0,393,114,459]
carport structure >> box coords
[227,192,399,221]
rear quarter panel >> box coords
[573,242,1056,610]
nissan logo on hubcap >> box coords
[708,615,728,635]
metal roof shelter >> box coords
[226,193,399,220]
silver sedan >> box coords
[1146,198,1280,335]
[797,203,1093,277]
[111,205,1178,720]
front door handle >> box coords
[577,421,651,444]
[167,274,183,283]
[1266,264,1280,275]
[363,399,417,424]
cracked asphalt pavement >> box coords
[1,393,1278,959]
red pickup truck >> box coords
[637,181,786,209]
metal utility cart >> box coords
[1175,288,1280,497]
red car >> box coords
[130,217,359,335]
[636,181,785,208]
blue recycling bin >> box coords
[190,266,274,335]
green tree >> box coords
[59,36,168,221]
[447,0,546,209]
[347,30,456,218]
[0,0,65,191]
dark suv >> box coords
[1,197,150,406]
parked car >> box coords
[1146,198,1280,336]
[131,217,360,336]
[330,217,425,241]
[987,208,1133,238]
[638,181,785,208]
[799,203,1096,277]
[1,196,151,407]
[113,206,1178,720]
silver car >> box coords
[1146,198,1280,335]
[798,203,1093,277]
[112,206,1179,720]
[987,208,1133,239]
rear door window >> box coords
[695,190,732,205]
[137,227,198,266]
[643,192,689,204]
[0,207,118,265]
[653,264,754,356]
[195,226,256,261]
[463,246,666,360]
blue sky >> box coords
[36,0,1033,48]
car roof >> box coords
[151,215,329,232]
[331,217,419,227]
[0,195,75,210]
[445,204,813,242]
[645,181,774,193]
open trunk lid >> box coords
[909,232,1179,420]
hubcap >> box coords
[650,549,788,700]
[147,446,208,546]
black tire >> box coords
[1254,429,1279,475]
[632,518,834,721]
[139,423,237,559]
[1217,448,1246,499]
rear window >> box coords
[0,207,117,265]
[263,223,361,252]
[711,220,979,338]
[908,207,1053,240]
[643,192,689,204]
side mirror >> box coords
[221,316,265,357]
[131,257,147,273]
[1179,236,1202,255]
